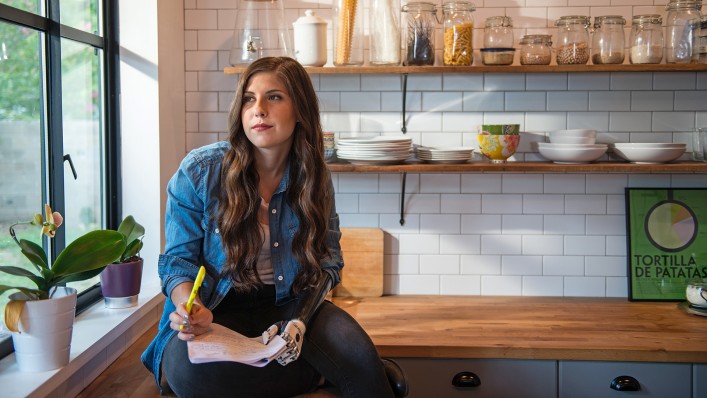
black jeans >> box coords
[162,285,393,398]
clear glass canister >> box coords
[370,0,402,65]
[402,2,438,66]
[441,1,475,66]
[700,15,707,63]
[484,16,513,48]
[555,15,591,64]
[629,14,664,64]
[228,0,291,66]
[519,34,552,65]
[333,0,364,66]
[665,0,702,63]
[591,15,626,64]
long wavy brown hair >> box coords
[219,57,332,294]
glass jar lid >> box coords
[555,15,591,27]
[485,16,512,28]
[402,1,438,13]
[632,14,662,25]
[593,15,626,28]
[519,34,552,46]
[440,1,476,12]
[665,0,702,11]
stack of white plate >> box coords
[336,136,413,165]
[416,146,474,164]
[537,143,608,164]
[611,143,686,164]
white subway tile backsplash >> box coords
[420,174,460,193]
[503,255,543,275]
[422,92,464,112]
[606,277,628,297]
[630,91,674,111]
[440,234,482,254]
[340,213,379,227]
[397,275,440,294]
[186,51,218,71]
[443,74,484,91]
[482,194,523,214]
[462,174,502,193]
[589,91,631,112]
[502,174,544,193]
[461,255,502,274]
[525,112,567,132]
[565,195,607,214]
[586,215,626,235]
[606,195,626,215]
[337,174,379,193]
[334,193,358,213]
[543,256,585,276]
[462,92,505,112]
[522,276,564,296]
[380,214,421,234]
[380,173,419,194]
[481,235,523,255]
[653,72,696,90]
[586,256,626,277]
[568,73,610,90]
[199,71,237,91]
[481,276,523,295]
[462,215,502,234]
[506,92,547,111]
[485,73,526,91]
[605,235,627,256]
[523,235,564,255]
[405,194,442,214]
[186,132,218,152]
[547,91,589,111]
[387,254,420,274]
[567,112,610,131]
[544,215,586,235]
[652,112,696,132]
[526,73,568,91]
[185,9,217,29]
[359,194,399,213]
[361,74,402,91]
[321,112,361,132]
[406,112,443,132]
[627,174,671,187]
[198,112,227,132]
[586,174,628,194]
[420,255,460,274]
[443,112,484,132]
[564,276,606,297]
[610,73,652,90]
[441,275,481,295]
[523,194,565,214]
[564,235,606,255]
[340,92,381,112]
[421,214,461,234]
[186,92,218,111]
[381,92,422,111]
[503,215,544,235]
[543,174,586,194]
[360,112,402,132]
[407,74,443,91]
[319,75,360,91]
[670,173,707,187]
[442,194,482,214]
[610,111,653,132]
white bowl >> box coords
[549,136,596,145]
[552,129,597,138]
[611,143,686,164]
[537,143,608,164]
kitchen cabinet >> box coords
[559,360,692,398]
[695,364,707,398]
[394,358,557,398]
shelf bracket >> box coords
[400,73,408,134]
[399,172,407,226]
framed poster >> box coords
[626,188,707,301]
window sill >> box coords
[0,276,165,398]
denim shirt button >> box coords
[214,228,219,234]
[277,275,283,281]
[273,241,279,248]
[271,208,277,214]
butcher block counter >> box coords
[331,295,707,363]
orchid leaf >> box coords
[118,215,145,244]
[52,230,125,276]
[54,267,106,285]
[122,239,143,261]
[18,239,48,269]
[0,285,45,300]
[0,266,43,288]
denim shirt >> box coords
[141,141,343,391]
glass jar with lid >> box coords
[665,0,702,63]
[519,34,553,65]
[591,15,626,64]
[700,15,707,63]
[629,14,664,64]
[402,2,439,66]
[555,15,591,64]
[333,0,364,66]
[484,16,513,48]
[370,0,402,66]
[441,1,476,66]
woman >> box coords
[141,57,395,397]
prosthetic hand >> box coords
[262,271,333,366]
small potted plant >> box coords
[0,204,126,372]
[100,215,145,308]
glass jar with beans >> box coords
[519,34,553,65]
[555,15,591,64]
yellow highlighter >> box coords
[181,265,206,330]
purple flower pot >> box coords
[100,258,143,308]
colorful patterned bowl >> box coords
[478,124,521,163]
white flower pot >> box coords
[10,286,77,372]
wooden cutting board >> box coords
[332,227,384,297]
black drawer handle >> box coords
[452,371,481,388]
[610,375,641,391]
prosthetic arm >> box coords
[262,271,334,366]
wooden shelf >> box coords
[224,63,707,75]
[327,161,707,173]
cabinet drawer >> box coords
[394,358,557,398]
[559,360,691,398]
[695,363,707,398]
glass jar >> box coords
[370,0,402,66]
[665,0,702,63]
[699,15,707,63]
[440,1,475,66]
[591,15,626,64]
[402,2,438,66]
[555,15,591,64]
[228,0,291,66]
[519,34,553,65]
[333,0,364,66]
[629,14,664,64]
[484,16,513,48]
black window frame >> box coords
[0,0,121,358]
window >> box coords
[0,0,120,358]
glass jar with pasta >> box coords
[441,1,476,66]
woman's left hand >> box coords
[169,302,213,341]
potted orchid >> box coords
[100,215,146,308]
[0,204,125,372]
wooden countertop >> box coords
[331,295,707,364]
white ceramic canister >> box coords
[293,9,327,67]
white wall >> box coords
[180,0,707,298]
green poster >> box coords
[626,188,707,301]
